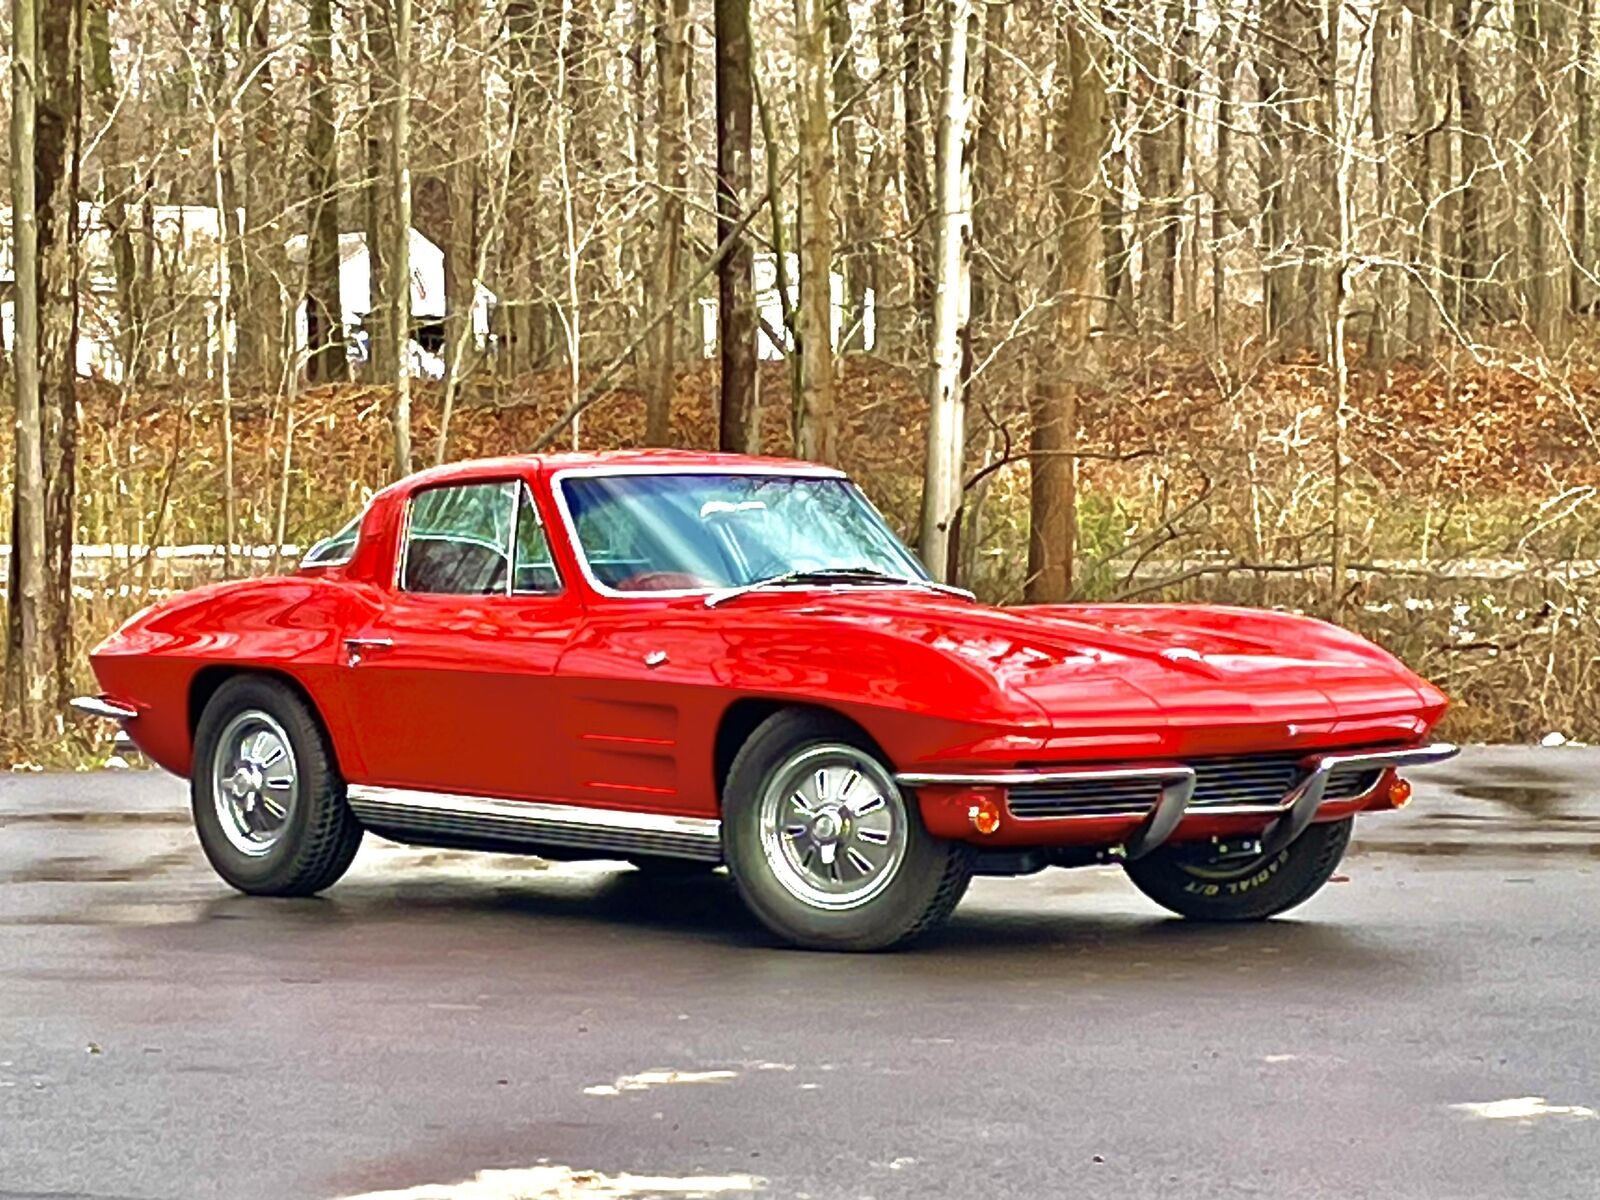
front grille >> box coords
[1005,777,1162,819]
[1005,753,1387,820]
[1190,754,1302,807]
[1189,754,1383,808]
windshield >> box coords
[558,472,928,592]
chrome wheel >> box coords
[210,709,298,857]
[757,744,908,911]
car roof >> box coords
[383,448,845,495]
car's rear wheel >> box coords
[1123,817,1353,921]
[192,675,363,896]
[722,710,973,951]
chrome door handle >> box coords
[344,637,394,665]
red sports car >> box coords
[76,450,1455,950]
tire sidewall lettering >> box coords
[1180,848,1292,897]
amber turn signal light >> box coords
[968,795,1003,835]
[1386,776,1413,809]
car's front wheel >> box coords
[191,675,363,896]
[1123,817,1353,921]
[722,710,973,951]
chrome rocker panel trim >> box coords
[70,696,139,720]
[345,785,724,862]
[896,742,1459,860]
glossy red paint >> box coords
[86,450,1450,850]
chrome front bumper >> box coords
[898,742,1460,860]
[70,696,139,720]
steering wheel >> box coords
[614,571,715,592]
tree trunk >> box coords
[793,0,836,461]
[1100,29,1131,326]
[1406,0,1446,349]
[1211,23,1236,347]
[5,0,52,739]
[235,0,288,388]
[1367,0,1401,363]
[829,0,869,350]
[305,0,347,384]
[971,0,1009,337]
[902,0,934,351]
[1516,0,1563,345]
[1027,13,1105,603]
[646,0,691,446]
[37,0,82,706]
[209,50,238,579]
[1452,0,1487,321]
[1574,0,1594,311]
[444,0,484,394]
[1167,0,1195,326]
[1135,37,1171,328]
[1257,0,1290,345]
[391,0,414,476]
[87,0,143,386]
[364,0,396,380]
[715,0,759,452]
[504,0,548,376]
[919,0,974,581]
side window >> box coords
[512,484,561,595]
[302,510,363,567]
[401,481,515,595]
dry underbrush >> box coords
[6,343,1600,755]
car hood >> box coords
[783,591,1447,756]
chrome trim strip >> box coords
[70,696,138,720]
[346,784,723,862]
[897,765,1196,788]
[895,743,1459,792]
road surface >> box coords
[2,748,1598,1199]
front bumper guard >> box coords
[898,742,1460,861]
[1255,742,1458,857]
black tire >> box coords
[191,675,363,897]
[722,709,973,951]
[1123,818,1353,921]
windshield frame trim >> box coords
[548,463,926,601]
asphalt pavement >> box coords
[2,747,1599,1200]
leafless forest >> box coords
[3,0,1600,757]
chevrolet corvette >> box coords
[75,450,1455,949]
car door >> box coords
[338,475,582,801]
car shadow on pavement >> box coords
[179,864,1411,984]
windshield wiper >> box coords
[704,566,975,608]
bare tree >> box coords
[919,0,974,580]
[443,0,485,398]
[793,0,835,461]
[646,0,692,445]
[391,0,414,476]
[715,0,759,452]
[1027,9,1105,603]
[37,0,83,700]
[4,0,52,739]
[304,0,347,384]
